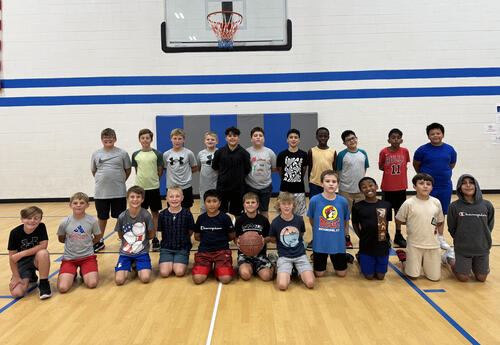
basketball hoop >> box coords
[207,11,243,49]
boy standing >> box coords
[378,128,410,248]
[337,130,369,249]
[197,131,219,213]
[352,178,392,280]
[277,128,309,217]
[212,126,251,217]
[114,186,155,285]
[308,127,336,199]
[413,122,457,249]
[192,189,236,284]
[131,128,164,252]
[245,127,277,218]
[57,192,101,292]
[91,128,132,252]
[163,128,197,210]
[395,173,444,281]
[8,206,51,299]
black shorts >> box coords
[142,188,163,212]
[17,255,37,279]
[313,252,347,272]
[95,197,127,220]
[218,190,244,216]
[382,190,407,213]
[181,187,194,209]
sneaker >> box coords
[345,235,353,249]
[396,249,407,262]
[394,233,407,248]
[438,235,451,250]
[291,267,298,278]
[446,248,455,260]
[131,261,137,272]
[39,280,52,300]
[355,252,360,263]
[93,240,105,253]
[441,251,449,265]
[267,253,278,266]
[152,238,160,252]
[346,252,354,264]
[29,271,38,283]
[306,240,313,251]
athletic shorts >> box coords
[218,190,244,216]
[454,252,490,276]
[17,255,37,280]
[192,249,235,278]
[313,252,347,272]
[308,183,323,199]
[181,187,194,209]
[159,248,190,265]
[277,254,313,275]
[292,193,307,216]
[142,188,163,212]
[430,187,453,215]
[405,245,441,281]
[59,255,98,276]
[115,253,152,272]
[382,190,407,213]
[358,254,389,275]
[237,253,272,273]
[338,190,365,214]
[245,184,273,212]
[95,197,127,220]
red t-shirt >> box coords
[378,147,410,191]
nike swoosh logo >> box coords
[98,156,119,164]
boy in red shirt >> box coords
[378,128,410,248]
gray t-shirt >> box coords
[115,208,155,256]
[163,148,197,189]
[91,147,132,199]
[197,148,218,192]
[57,214,101,260]
[245,146,277,189]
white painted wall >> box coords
[1,0,500,199]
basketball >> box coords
[238,231,264,257]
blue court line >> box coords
[388,262,479,345]
[0,296,14,299]
[3,67,500,88]
[3,86,500,107]
[424,289,446,293]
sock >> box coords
[39,278,48,285]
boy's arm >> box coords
[147,229,155,240]
[124,168,131,180]
[228,232,236,241]
[352,222,361,237]
[413,160,422,173]
[307,149,313,178]
[194,233,201,241]
[265,236,276,243]
[487,202,495,232]
[10,240,48,264]
[344,219,350,236]
[8,251,23,286]
[308,217,314,229]
[332,151,337,172]
[395,219,406,226]
[378,150,385,171]
[157,166,164,179]
[58,235,66,243]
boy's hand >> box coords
[9,276,23,290]
[236,237,240,249]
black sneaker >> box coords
[394,233,407,248]
[29,271,38,283]
[306,240,313,251]
[93,240,105,253]
[152,238,160,252]
[346,252,355,264]
[291,267,298,278]
[131,261,137,272]
[39,280,52,300]
[355,252,360,263]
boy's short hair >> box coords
[225,126,240,136]
[320,170,338,183]
[138,128,154,140]
[70,192,89,203]
[203,189,221,202]
[341,130,356,142]
[316,127,329,136]
[358,177,378,189]
[242,192,259,203]
[250,126,265,137]
[167,185,183,195]
[426,123,445,135]
[170,128,185,138]
[287,128,300,138]
[101,128,116,139]
[127,185,145,198]
[274,192,296,213]
[20,206,43,219]
[388,128,403,137]
[412,173,434,186]
[204,131,218,141]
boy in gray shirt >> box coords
[90,128,131,252]
[57,192,101,293]
[197,131,218,213]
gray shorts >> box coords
[277,254,313,275]
[454,252,490,275]
[292,193,307,216]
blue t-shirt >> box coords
[195,212,234,253]
[413,143,457,188]
[307,194,350,254]
[269,215,306,258]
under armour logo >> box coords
[206,155,213,165]
[169,157,184,165]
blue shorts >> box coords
[159,248,190,265]
[359,254,389,275]
[430,187,452,215]
[115,253,152,272]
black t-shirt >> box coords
[234,213,270,256]
[276,149,309,193]
[352,200,392,256]
[212,144,251,193]
[8,223,48,253]
[194,212,235,253]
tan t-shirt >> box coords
[395,196,444,249]
[309,146,336,186]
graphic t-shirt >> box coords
[352,200,392,256]
[115,209,155,256]
[195,212,235,253]
[245,146,277,189]
[307,194,350,254]
[163,148,197,189]
[235,213,270,256]
[379,147,411,192]
[131,149,163,190]
[277,149,309,193]
[8,223,48,253]
[57,214,101,260]
[269,215,306,258]
[91,147,132,199]
[413,143,457,188]
[197,148,218,192]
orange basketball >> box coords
[238,231,264,257]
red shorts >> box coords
[192,250,235,278]
[59,255,98,276]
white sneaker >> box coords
[438,235,451,250]
[446,248,455,260]
[441,251,449,265]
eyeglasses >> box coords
[344,136,357,143]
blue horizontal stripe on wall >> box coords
[3,67,500,88]
[2,86,500,107]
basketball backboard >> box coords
[162,0,291,52]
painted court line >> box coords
[389,262,479,345]
[424,289,446,293]
[206,282,223,345]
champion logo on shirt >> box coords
[458,212,487,218]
